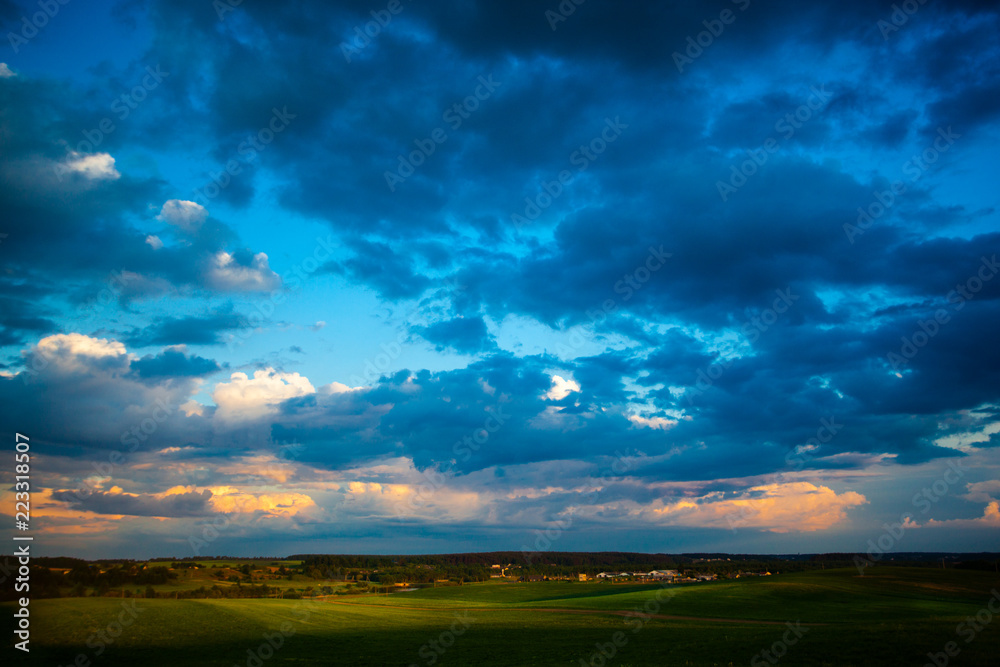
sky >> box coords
[1,0,999,560]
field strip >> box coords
[316,599,826,626]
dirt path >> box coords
[317,598,824,626]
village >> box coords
[483,564,773,584]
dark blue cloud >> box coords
[127,308,244,347]
[51,488,213,518]
[131,348,222,378]
[415,316,495,355]
[321,238,432,300]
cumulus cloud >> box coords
[157,199,207,233]
[344,479,485,522]
[2,334,211,453]
[58,151,120,181]
[0,63,15,78]
[31,333,129,374]
[963,480,1000,504]
[926,502,1000,528]
[212,368,315,421]
[205,486,316,516]
[645,482,868,533]
[545,374,581,400]
[205,250,281,292]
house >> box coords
[648,569,679,580]
[578,573,589,581]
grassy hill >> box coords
[5,567,998,666]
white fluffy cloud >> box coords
[545,374,581,400]
[0,63,15,78]
[212,368,315,422]
[629,414,677,430]
[31,333,129,374]
[157,199,207,233]
[205,251,281,292]
[59,151,120,181]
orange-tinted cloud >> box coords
[641,481,868,532]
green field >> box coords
[6,567,999,666]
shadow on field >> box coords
[5,601,999,667]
